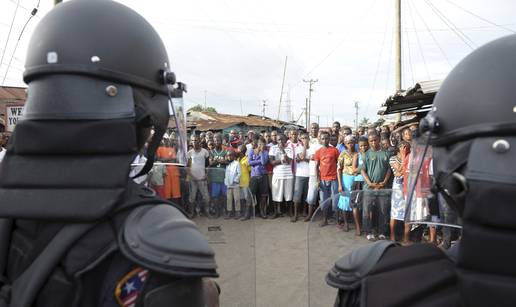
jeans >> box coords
[362,189,391,235]
[319,180,339,211]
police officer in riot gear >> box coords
[0,0,218,306]
[326,34,516,307]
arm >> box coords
[378,168,392,189]
[235,163,241,184]
[260,151,269,166]
[247,152,260,166]
[352,154,359,175]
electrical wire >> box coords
[408,0,431,80]
[291,0,379,89]
[410,0,452,69]
[364,1,391,116]
[2,0,40,85]
[0,0,21,75]
[404,0,415,85]
[423,0,475,50]
[445,0,516,34]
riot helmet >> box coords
[22,0,186,174]
[405,34,516,228]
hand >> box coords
[338,186,343,193]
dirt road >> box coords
[196,215,369,307]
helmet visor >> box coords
[404,137,462,229]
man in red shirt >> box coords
[314,131,340,227]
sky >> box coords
[1,0,516,128]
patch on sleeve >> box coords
[114,267,149,307]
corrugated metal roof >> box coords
[187,111,284,131]
[0,86,27,101]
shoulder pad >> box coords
[326,241,397,290]
[119,204,218,278]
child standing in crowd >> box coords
[314,131,341,227]
[238,145,253,221]
[156,139,181,203]
[208,133,228,216]
[269,134,294,219]
[361,133,392,241]
[248,137,269,218]
[389,141,411,242]
[288,129,303,221]
[186,135,211,217]
[224,151,241,219]
[336,135,358,231]
[351,136,369,235]
[293,133,310,223]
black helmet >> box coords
[21,0,180,176]
[413,34,516,218]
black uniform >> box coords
[327,34,516,307]
[0,0,217,306]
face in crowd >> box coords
[368,134,380,151]
[331,121,341,136]
[257,138,267,152]
[278,134,288,149]
[381,138,390,151]
[345,138,356,152]
[320,132,330,147]
[329,134,338,147]
[310,123,319,138]
[247,130,255,142]
[342,128,352,136]
[225,150,235,162]
[358,138,369,153]
[190,135,200,150]
[402,128,413,143]
[271,130,278,144]
[264,132,272,144]
[357,127,365,136]
[213,133,223,149]
[300,133,309,147]
[289,129,299,143]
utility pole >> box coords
[204,90,207,110]
[261,99,267,118]
[305,98,309,129]
[277,56,288,121]
[354,101,360,130]
[303,79,318,126]
[395,0,402,122]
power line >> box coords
[408,0,431,80]
[365,1,391,115]
[410,0,453,69]
[423,0,475,50]
[0,0,21,75]
[403,0,415,85]
[291,0,378,88]
[445,0,516,34]
[2,1,40,85]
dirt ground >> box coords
[196,214,369,307]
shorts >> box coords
[293,176,309,203]
[306,176,319,206]
[250,175,269,198]
[271,175,294,202]
[351,181,364,209]
[210,182,227,198]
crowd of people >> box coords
[130,120,459,248]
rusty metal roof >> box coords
[0,86,27,101]
[186,111,285,131]
[379,79,442,115]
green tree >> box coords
[188,104,217,113]
[359,117,370,126]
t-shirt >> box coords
[269,144,293,179]
[208,148,227,183]
[239,155,251,188]
[307,143,323,177]
[313,146,340,181]
[293,144,309,177]
[287,140,303,175]
[336,143,346,154]
[362,149,391,189]
[187,148,210,180]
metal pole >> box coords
[395,0,402,122]
[354,101,360,130]
[305,98,309,129]
[303,79,318,126]
[277,56,288,121]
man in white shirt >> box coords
[186,134,210,216]
[269,134,294,218]
[305,133,323,221]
